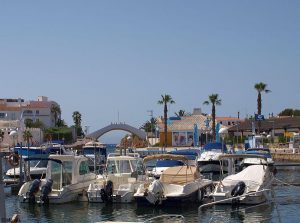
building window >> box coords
[36,110,39,115]
[0,113,6,119]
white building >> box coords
[0,96,61,147]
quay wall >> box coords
[271,148,300,162]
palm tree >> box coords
[72,111,82,127]
[175,110,186,117]
[140,117,157,134]
[72,111,83,137]
[254,82,271,115]
[203,94,222,141]
[23,130,32,147]
[51,104,61,127]
[158,94,175,148]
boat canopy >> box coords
[222,165,267,187]
[160,166,200,185]
[203,143,228,153]
[143,154,189,163]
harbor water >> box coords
[3,164,300,222]
[2,147,300,222]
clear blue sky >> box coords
[1,1,299,143]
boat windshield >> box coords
[50,160,73,190]
[30,160,48,168]
[106,159,140,174]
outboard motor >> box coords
[100,180,113,203]
[145,180,164,205]
[27,179,41,204]
[231,181,246,197]
[40,179,53,204]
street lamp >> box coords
[219,127,228,153]
[126,135,132,155]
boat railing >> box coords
[199,189,271,209]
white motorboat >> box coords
[210,154,274,205]
[87,153,147,203]
[134,154,213,206]
[241,148,276,173]
[6,158,48,179]
[18,154,98,204]
[197,142,228,173]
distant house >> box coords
[216,117,242,127]
[0,96,60,129]
[0,96,61,147]
[227,116,300,138]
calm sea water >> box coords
[3,154,300,222]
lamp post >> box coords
[219,127,228,153]
[126,135,132,156]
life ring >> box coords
[8,154,20,167]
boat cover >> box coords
[222,165,267,187]
[160,166,200,185]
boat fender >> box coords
[231,181,246,197]
[28,179,41,203]
[8,154,20,167]
[40,179,53,204]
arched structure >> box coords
[86,123,147,140]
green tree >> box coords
[24,118,33,128]
[158,94,175,148]
[278,108,300,117]
[254,82,271,115]
[51,104,61,127]
[203,94,222,141]
[23,129,32,146]
[140,117,157,133]
[56,118,67,127]
[175,110,186,117]
[72,111,81,127]
[72,111,84,136]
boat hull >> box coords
[135,189,199,206]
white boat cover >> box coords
[222,165,267,187]
[160,166,200,185]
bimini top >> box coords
[83,141,106,148]
[203,142,227,153]
[160,166,200,185]
[143,154,189,163]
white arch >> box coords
[87,123,147,140]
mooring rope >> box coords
[274,177,299,188]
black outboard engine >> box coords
[28,179,41,204]
[100,180,113,203]
[40,179,53,204]
[231,181,246,197]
